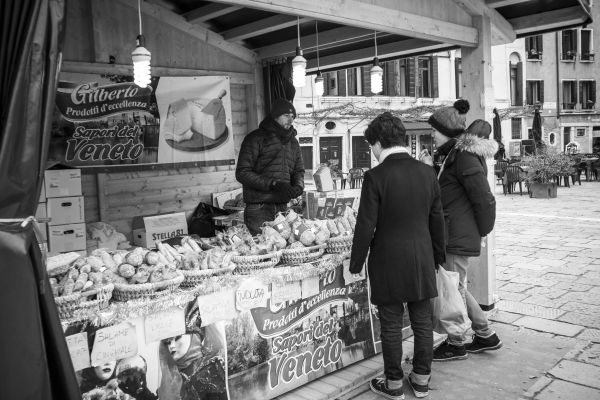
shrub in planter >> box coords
[522,147,572,198]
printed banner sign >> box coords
[51,73,236,168]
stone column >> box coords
[460,15,496,309]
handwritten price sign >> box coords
[197,289,237,327]
[144,308,185,343]
[65,333,90,371]
[91,323,138,365]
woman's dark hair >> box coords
[364,112,406,148]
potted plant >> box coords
[522,147,573,198]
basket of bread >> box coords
[324,208,356,254]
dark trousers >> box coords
[244,202,288,235]
[379,299,433,380]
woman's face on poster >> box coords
[164,334,192,361]
[94,361,117,380]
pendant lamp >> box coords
[370,31,383,94]
[292,16,307,87]
[314,21,324,96]
[132,0,151,87]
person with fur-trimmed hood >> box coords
[428,101,503,362]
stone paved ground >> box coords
[492,180,600,399]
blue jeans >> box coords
[444,253,494,345]
[243,203,288,235]
[379,300,433,384]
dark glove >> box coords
[272,181,295,200]
[291,185,303,198]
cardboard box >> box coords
[44,169,82,198]
[313,166,335,192]
[48,223,86,253]
[132,212,188,248]
[47,196,85,225]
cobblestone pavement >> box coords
[492,180,600,399]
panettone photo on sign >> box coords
[156,76,236,164]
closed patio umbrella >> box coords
[493,108,505,160]
[532,107,543,152]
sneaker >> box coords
[432,340,468,361]
[369,377,404,400]
[407,376,429,398]
[466,333,503,353]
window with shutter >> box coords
[526,35,543,60]
[417,57,432,97]
[432,56,439,98]
[511,118,522,139]
[337,70,347,96]
[580,80,596,110]
[515,62,523,106]
[455,58,462,99]
[408,57,416,97]
[580,29,594,61]
[347,68,357,96]
[562,80,577,110]
[561,30,577,60]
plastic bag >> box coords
[188,202,231,237]
[431,266,471,337]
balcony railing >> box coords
[582,101,596,110]
[581,52,595,61]
[562,102,576,110]
[561,51,577,61]
[527,49,542,60]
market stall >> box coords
[51,210,388,400]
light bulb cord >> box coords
[138,0,143,36]
[315,21,320,69]
[374,31,378,58]
[297,16,301,47]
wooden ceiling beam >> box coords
[509,6,588,35]
[114,0,256,64]
[184,4,242,24]
[208,0,478,47]
[305,38,451,71]
[486,0,531,8]
[256,26,372,59]
[452,0,516,44]
[221,15,312,41]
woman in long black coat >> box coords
[349,112,445,399]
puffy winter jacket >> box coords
[236,116,304,204]
[437,134,498,256]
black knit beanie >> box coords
[428,99,470,138]
[269,98,296,119]
[466,119,492,139]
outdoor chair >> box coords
[502,166,526,195]
[494,160,509,184]
[348,168,364,189]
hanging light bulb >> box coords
[314,21,324,96]
[292,16,307,87]
[370,31,383,94]
[314,71,324,96]
[132,0,151,87]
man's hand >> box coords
[291,185,303,198]
[272,181,295,198]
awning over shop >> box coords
[127,0,592,71]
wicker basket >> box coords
[112,273,184,302]
[281,244,327,265]
[180,265,236,288]
[232,251,282,274]
[326,235,354,254]
[54,283,114,319]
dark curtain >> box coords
[263,59,296,113]
[532,107,543,152]
[0,0,80,399]
[492,108,505,160]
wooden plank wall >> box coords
[82,84,249,240]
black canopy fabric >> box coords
[532,107,543,151]
[492,108,505,160]
[0,0,81,399]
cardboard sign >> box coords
[197,289,238,326]
[301,276,320,298]
[66,333,91,371]
[144,307,185,343]
[91,323,138,365]
[236,278,269,310]
[271,281,302,305]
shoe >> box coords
[432,340,468,361]
[407,376,429,398]
[466,333,503,353]
[369,377,404,400]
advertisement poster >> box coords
[64,262,380,400]
[51,74,235,168]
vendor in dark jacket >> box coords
[428,101,503,362]
[349,112,445,399]
[236,99,305,235]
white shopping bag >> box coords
[432,266,471,337]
